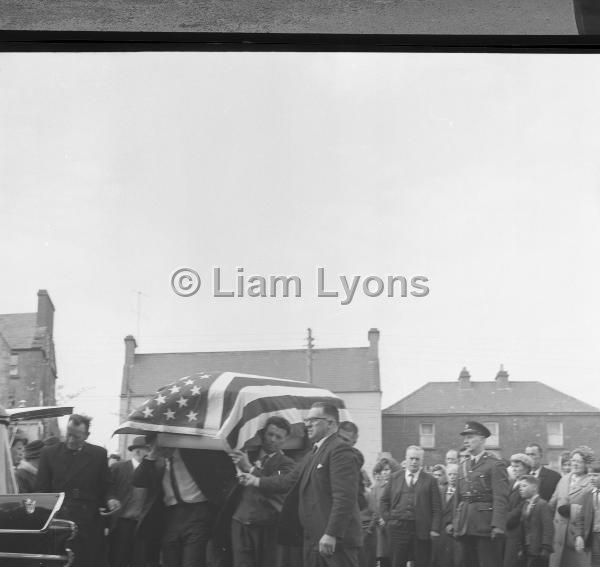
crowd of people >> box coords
[8,411,600,567]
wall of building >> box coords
[340,391,382,477]
[0,337,10,408]
[383,413,600,469]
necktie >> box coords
[168,456,184,503]
[408,473,414,487]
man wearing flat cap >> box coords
[452,421,509,567]
[15,439,44,493]
[108,435,151,567]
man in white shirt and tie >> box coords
[380,445,441,567]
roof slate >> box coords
[127,346,379,396]
[0,313,45,350]
[383,381,600,415]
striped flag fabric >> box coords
[115,371,350,450]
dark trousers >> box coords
[524,555,548,567]
[302,538,359,567]
[359,527,377,567]
[108,518,146,567]
[431,532,462,567]
[458,535,503,567]
[162,502,213,567]
[388,521,431,567]
[230,519,282,567]
[58,502,104,567]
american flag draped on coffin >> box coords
[115,371,351,451]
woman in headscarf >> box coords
[368,456,402,567]
[504,453,534,567]
[549,446,595,567]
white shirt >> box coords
[313,433,335,453]
[405,468,421,485]
[162,449,207,506]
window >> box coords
[483,422,499,448]
[419,423,435,448]
[9,354,18,377]
[547,422,563,447]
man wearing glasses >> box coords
[243,402,362,567]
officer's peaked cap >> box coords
[460,421,491,438]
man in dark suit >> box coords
[453,421,509,567]
[36,414,121,567]
[380,445,441,567]
[132,435,236,567]
[248,402,362,567]
[524,444,561,502]
[216,416,296,567]
[107,435,150,567]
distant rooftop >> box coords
[0,313,46,350]
[384,366,600,415]
[123,329,381,396]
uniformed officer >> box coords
[452,421,509,567]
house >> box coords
[119,328,382,472]
[382,366,600,470]
[0,290,59,438]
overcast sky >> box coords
[2,52,600,450]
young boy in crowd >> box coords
[586,460,600,566]
[517,475,554,567]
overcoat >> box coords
[453,452,509,537]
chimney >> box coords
[367,328,381,391]
[37,290,55,336]
[458,366,471,389]
[124,335,137,366]
[495,364,509,389]
[368,328,380,355]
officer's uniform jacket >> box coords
[453,451,509,537]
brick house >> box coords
[382,366,600,470]
[0,290,59,438]
[120,329,382,472]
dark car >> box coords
[0,492,76,566]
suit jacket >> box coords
[132,448,236,536]
[520,497,554,555]
[36,441,112,515]
[453,451,509,537]
[441,487,456,528]
[213,450,296,550]
[536,466,561,503]
[380,469,442,539]
[276,434,363,549]
[15,465,37,493]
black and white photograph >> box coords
[1,51,600,567]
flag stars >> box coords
[164,409,176,420]
[184,379,195,386]
[186,411,198,422]
[142,407,154,418]
[190,385,201,396]
[155,394,166,406]
[176,396,188,409]
[169,385,181,395]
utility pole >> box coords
[306,328,315,384]
[133,290,149,339]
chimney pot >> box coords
[458,366,471,389]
